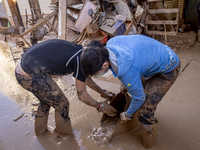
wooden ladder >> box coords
[145,0,181,36]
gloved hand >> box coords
[120,112,133,124]
[100,89,115,100]
[97,98,118,117]
[120,82,128,94]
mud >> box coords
[0,36,200,150]
[154,31,197,51]
[90,117,118,145]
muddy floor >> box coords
[0,33,200,150]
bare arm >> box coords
[76,78,99,108]
[85,77,103,94]
[85,77,115,99]
[76,78,118,116]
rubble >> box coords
[0,0,198,62]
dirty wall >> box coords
[2,0,52,27]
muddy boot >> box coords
[142,123,158,149]
[55,114,72,136]
[35,115,48,136]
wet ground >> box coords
[0,35,200,150]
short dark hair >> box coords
[80,40,109,77]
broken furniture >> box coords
[99,14,127,37]
[19,10,58,47]
[98,0,138,36]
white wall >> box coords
[17,0,31,16]
[4,0,52,17]
[17,0,52,15]
[38,0,52,14]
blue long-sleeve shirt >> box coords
[106,35,180,115]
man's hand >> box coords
[97,98,118,117]
[120,112,132,124]
[100,89,115,99]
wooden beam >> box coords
[148,9,179,14]
[21,36,31,47]
[58,0,67,40]
[146,20,178,25]
[124,21,133,35]
[19,10,57,37]
[146,30,177,36]
[47,20,58,36]
[0,34,6,41]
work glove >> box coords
[120,82,128,94]
[120,112,133,124]
[97,98,118,117]
[100,89,115,100]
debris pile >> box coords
[89,117,118,145]
[0,0,197,63]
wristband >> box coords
[97,103,101,111]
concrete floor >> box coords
[0,39,200,150]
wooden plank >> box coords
[147,0,173,2]
[146,20,178,25]
[176,0,181,35]
[58,0,67,40]
[124,21,133,35]
[21,37,31,47]
[19,11,57,37]
[67,19,79,33]
[145,2,149,36]
[0,34,6,41]
[5,35,18,47]
[74,1,98,33]
[113,0,133,21]
[7,0,22,31]
[146,30,177,36]
[47,20,58,36]
[148,8,179,13]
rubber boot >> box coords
[142,123,158,149]
[55,112,72,136]
[35,115,48,136]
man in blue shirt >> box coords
[80,35,180,148]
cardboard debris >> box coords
[74,1,99,33]
[100,19,126,36]
[82,29,108,46]
[135,5,144,24]
[90,93,140,144]
[113,0,134,21]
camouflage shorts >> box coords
[139,65,181,125]
[15,71,70,121]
